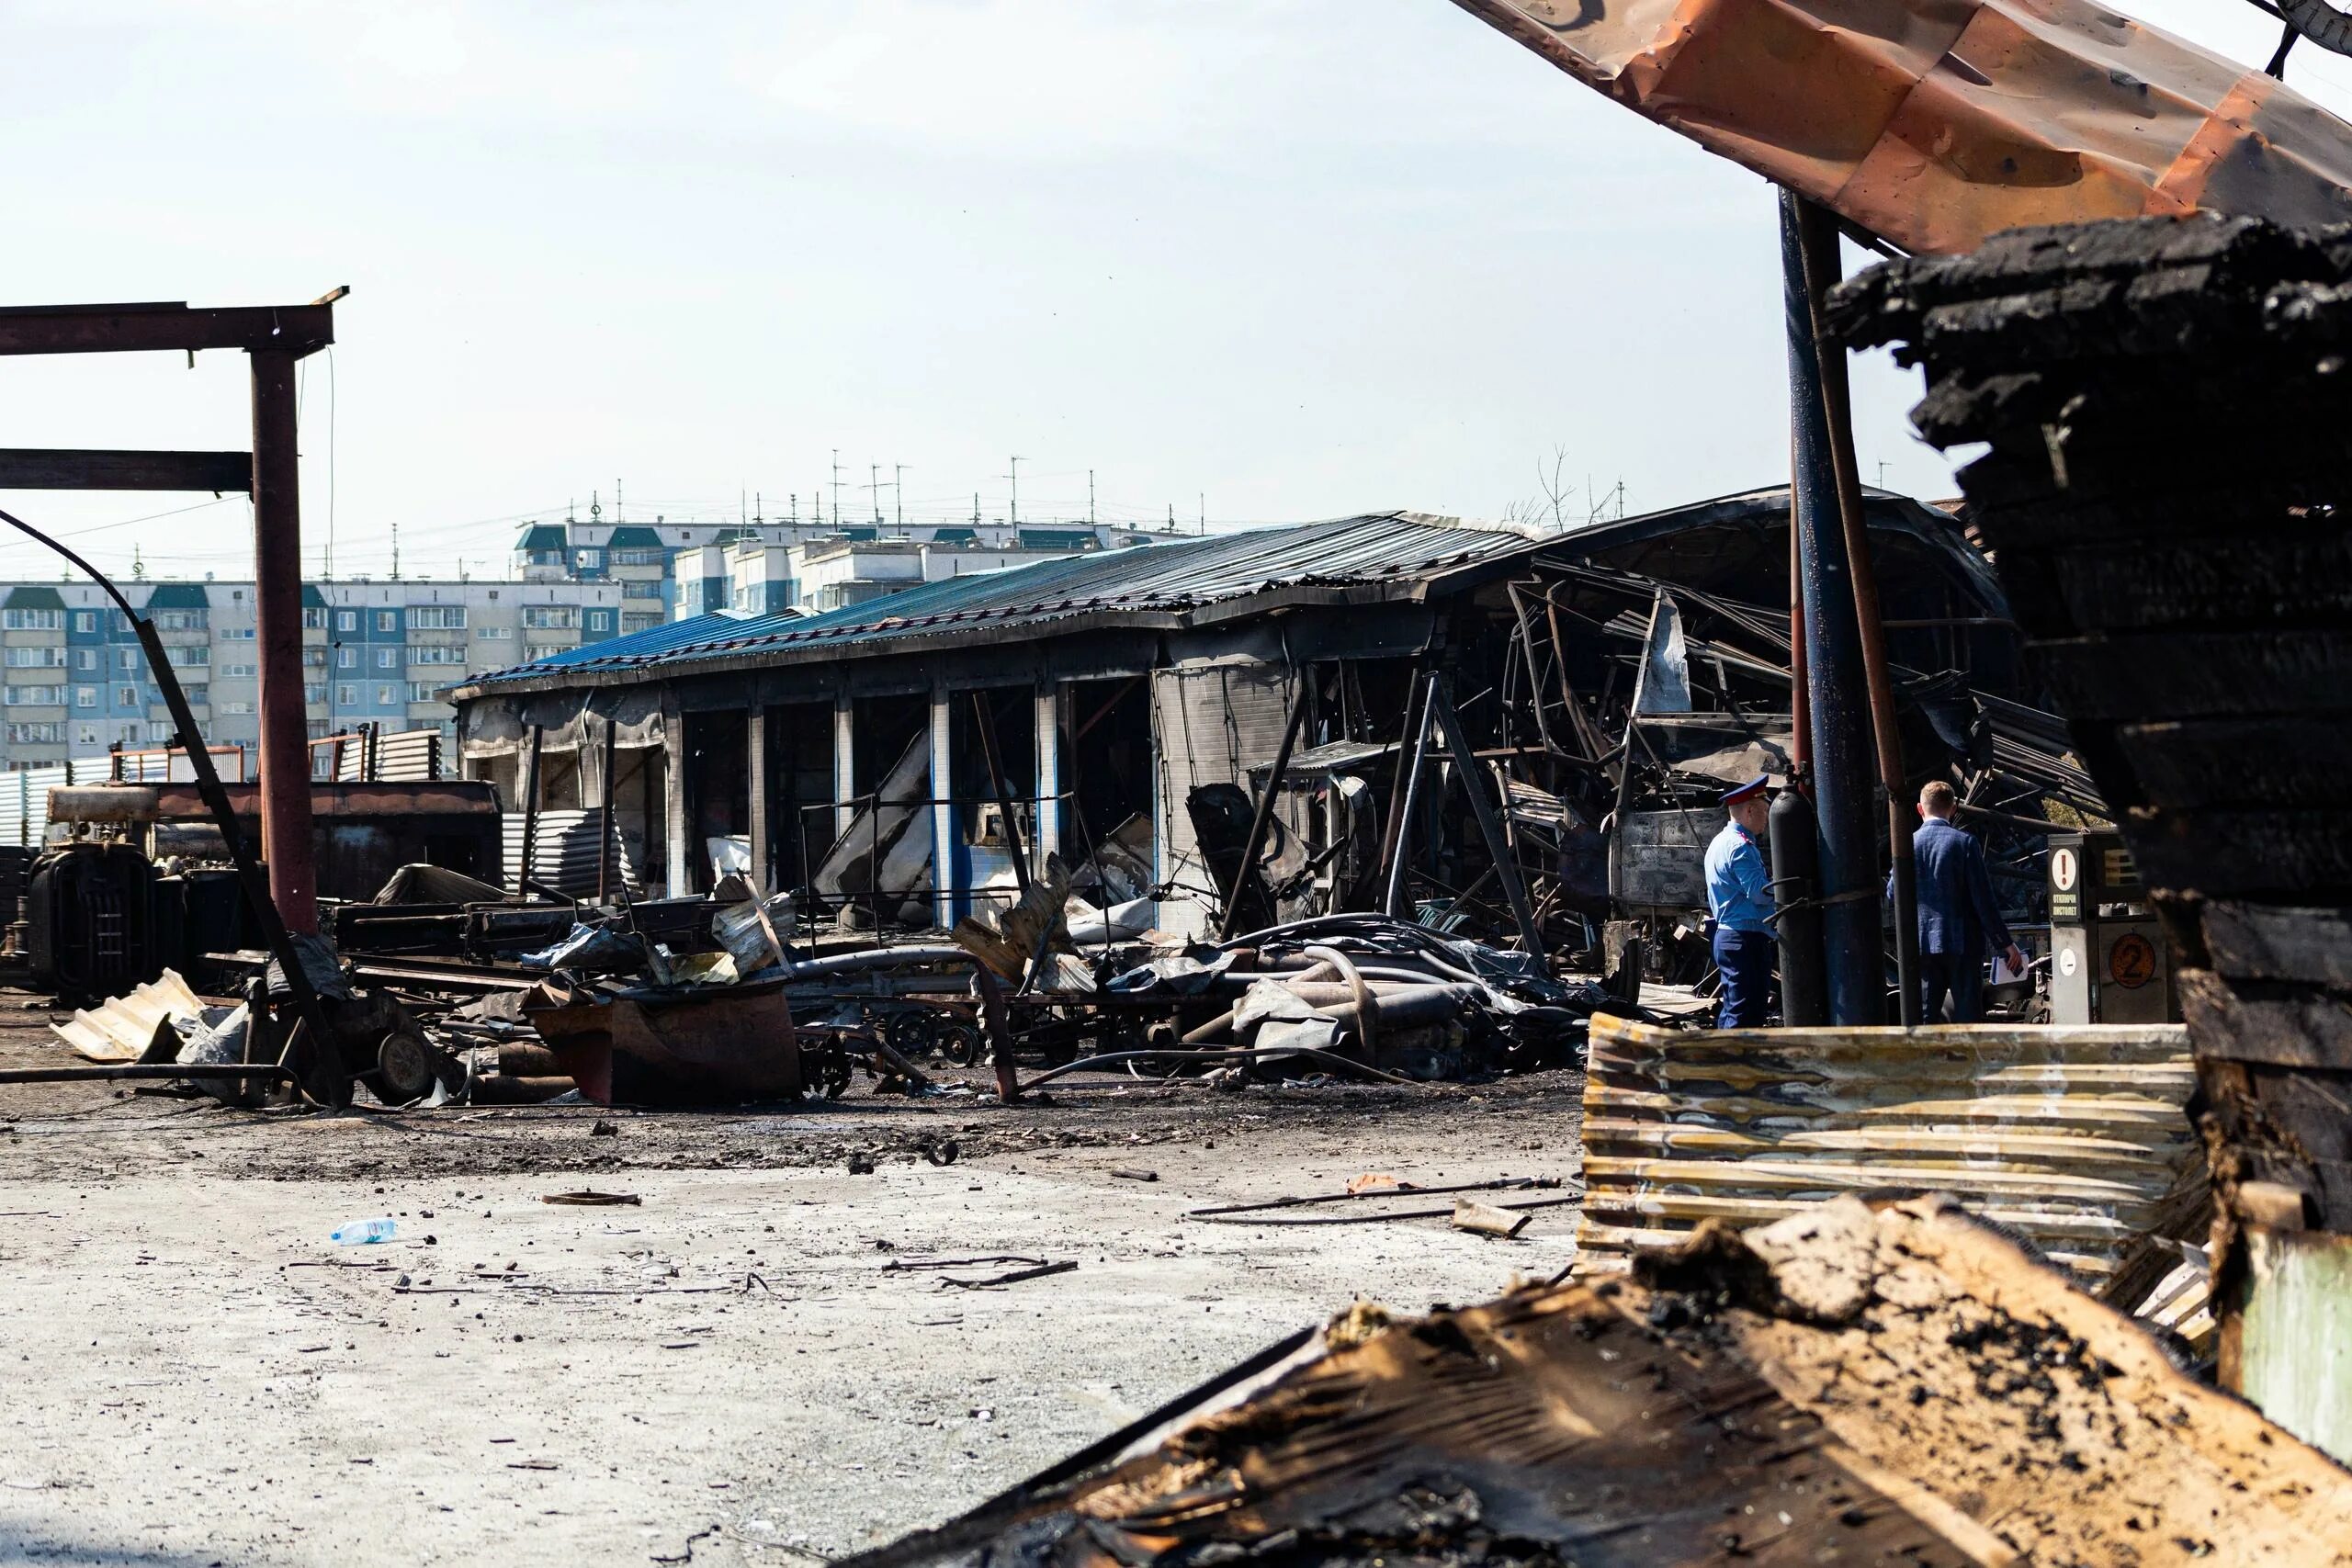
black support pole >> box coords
[1780,188,1883,1025]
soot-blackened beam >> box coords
[0,299,338,357]
[0,449,253,491]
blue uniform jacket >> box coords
[1704,819,1774,934]
[1899,817,2012,957]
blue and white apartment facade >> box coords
[0,512,1156,770]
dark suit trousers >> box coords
[1919,950,1985,1024]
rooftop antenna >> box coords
[790,493,798,525]
[568,498,576,525]
[1007,456,1023,525]
[1088,469,1096,525]
[754,491,763,525]
[1199,493,1206,535]
[831,449,842,527]
[615,479,623,524]
[390,522,401,581]
[869,462,883,526]
[131,544,146,581]
[973,492,980,527]
[741,489,748,526]
[894,464,907,536]
[590,491,603,525]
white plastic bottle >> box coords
[330,1217,398,1246]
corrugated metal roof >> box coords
[605,525,663,548]
[143,582,209,609]
[515,524,567,551]
[462,513,1527,691]
[5,585,64,610]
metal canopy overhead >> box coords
[453,513,1532,693]
[1449,0,2352,254]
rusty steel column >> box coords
[249,348,316,934]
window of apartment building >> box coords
[223,626,255,639]
[146,721,171,744]
[474,626,513,639]
[74,724,98,746]
[585,610,610,633]
[623,581,663,600]
[613,548,662,566]
[224,662,254,678]
[377,611,397,632]
[164,644,209,667]
[408,645,465,666]
[1,685,61,705]
[732,585,753,610]
[336,647,357,670]
[302,683,325,705]
[152,610,207,631]
[407,605,467,630]
[72,649,95,671]
[334,683,357,706]
[301,648,326,669]
[182,685,208,707]
[336,610,357,633]
[374,648,399,670]
[575,549,603,569]
[6,723,62,744]
[376,684,398,705]
[521,605,576,629]
[524,644,569,661]
[118,649,137,671]
[220,701,254,716]
[621,613,662,634]
[406,682,443,703]
[117,685,137,705]
[2,608,62,631]
[3,646,62,667]
[302,606,326,630]
[306,719,329,739]
[73,611,95,634]
[74,688,93,708]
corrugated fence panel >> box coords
[502,808,639,899]
[0,758,112,848]
[1576,1014,2202,1291]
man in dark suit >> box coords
[1905,781,2026,1023]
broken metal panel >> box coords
[1449,0,2352,256]
[1149,662,1299,938]
[1578,1013,2202,1286]
[855,1198,2352,1568]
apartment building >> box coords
[0,576,623,771]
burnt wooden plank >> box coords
[2129,807,2352,899]
[2053,530,2352,633]
[2181,969,2352,1069]
[2032,631,2352,721]
[2199,900,2352,987]
[2116,719,2352,810]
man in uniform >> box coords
[1906,781,2026,1022]
[1703,774,1776,1028]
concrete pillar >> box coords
[928,686,956,928]
[662,692,691,899]
[1033,682,1060,863]
[832,693,855,839]
[746,705,770,892]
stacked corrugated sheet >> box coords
[503,808,639,898]
[1577,1013,2203,1292]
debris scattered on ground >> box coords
[851,1197,2352,1568]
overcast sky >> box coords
[2,0,2345,582]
